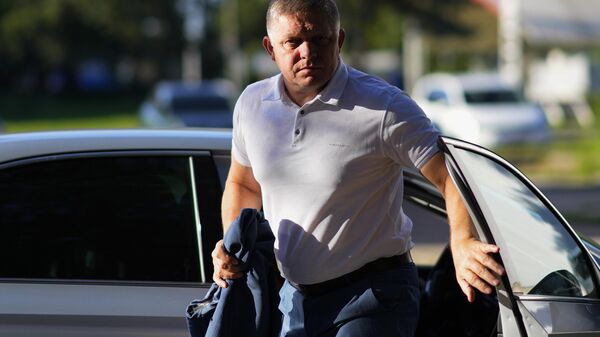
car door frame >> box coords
[439,136,600,337]
[0,149,218,337]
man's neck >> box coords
[285,88,317,107]
[284,82,330,107]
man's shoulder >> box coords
[344,66,417,111]
[239,74,280,102]
[346,67,405,100]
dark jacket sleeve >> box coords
[186,208,281,337]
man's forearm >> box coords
[221,181,262,232]
[421,153,477,242]
[442,175,478,244]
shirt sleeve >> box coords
[381,92,440,170]
[231,91,252,167]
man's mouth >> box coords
[299,66,321,72]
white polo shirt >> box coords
[232,61,439,284]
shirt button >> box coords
[295,129,300,135]
[300,110,305,115]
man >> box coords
[212,0,505,336]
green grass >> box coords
[499,129,600,185]
[5,114,140,133]
[453,105,600,185]
[496,94,600,186]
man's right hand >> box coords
[211,239,244,288]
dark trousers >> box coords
[278,263,420,337]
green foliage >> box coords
[365,6,404,50]
[5,114,140,133]
[589,93,600,127]
[215,0,472,57]
[0,0,183,68]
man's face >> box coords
[263,12,344,97]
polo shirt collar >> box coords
[261,59,349,106]
[315,59,348,106]
[262,74,285,102]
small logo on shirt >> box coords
[329,143,349,148]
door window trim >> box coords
[0,150,212,286]
[441,136,600,294]
[0,150,210,170]
[439,137,527,337]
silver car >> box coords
[0,129,598,336]
[139,80,236,128]
[411,72,551,149]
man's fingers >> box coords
[216,261,243,274]
[215,278,228,288]
[213,241,239,265]
[467,260,500,287]
[479,243,500,254]
[476,251,505,276]
[213,267,244,288]
[463,269,493,295]
[218,269,244,280]
[212,240,242,272]
[457,243,503,294]
[213,270,228,288]
[453,240,506,302]
[211,240,244,288]
[457,279,475,303]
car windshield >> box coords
[171,96,230,113]
[464,89,522,104]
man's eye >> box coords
[315,37,330,45]
[284,40,300,48]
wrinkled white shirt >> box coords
[232,61,439,284]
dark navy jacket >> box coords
[186,208,282,337]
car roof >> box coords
[416,72,515,93]
[154,80,236,101]
[455,72,514,92]
[0,128,232,163]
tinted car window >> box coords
[0,155,204,282]
[171,96,230,113]
[193,156,224,282]
[463,89,521,104]
[453,148,596,298]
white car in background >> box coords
[411,72,550,148]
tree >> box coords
[0,0,185,91]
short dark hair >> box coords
[266,0,340,37]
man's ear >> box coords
[338,29,345,49]
[263,36,275,61]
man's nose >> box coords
[298,41,316,59]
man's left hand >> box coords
[450,236,504,302]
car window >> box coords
[0,155,216,283]
[452,148,596,298]
[426,89,449,104]
[463,89,521,104]
[171,96,230,113]
[193,156,224,282]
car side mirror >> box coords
[529,269,583,297]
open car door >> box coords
[440,136,600,337]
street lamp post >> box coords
[177,0,206,82]
[499,0,523,88]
